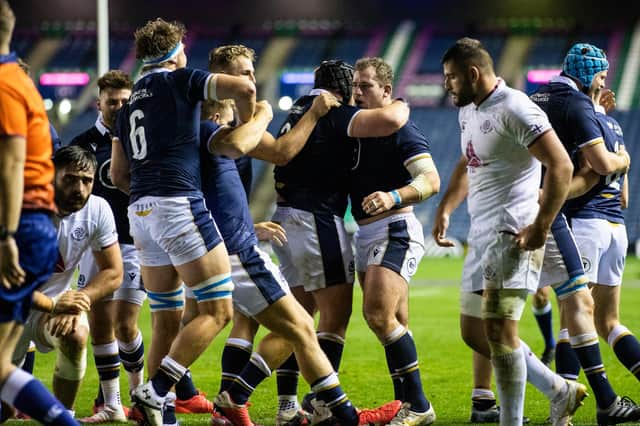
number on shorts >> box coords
[129,109,147,160]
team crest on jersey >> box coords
[78,274,86,288]
[466,141,483,168]
[407,257,417,275]
[460,120,467,132]
[581,256,592,273]
[480,119,494,134]
[71,227,88,241]
[483,265,496,281]
[99,159,117,190]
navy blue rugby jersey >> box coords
[234,155,252,200]
[564,109,625,224]
[200,120,257,254]
[530,76,602,158]
[348,120,431,221]
[274,91,360,217]
[70,118,133,244]
[114,68,212,202]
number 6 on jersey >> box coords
[129,109,147,160]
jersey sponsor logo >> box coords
[460,120,467,132]
[480,119,494,134]
[99,159,117,190]
[466,141,483,168]
[71,226,88,241]
[129,88,153,104]
[582,256,592,273]
[78,273,87,288]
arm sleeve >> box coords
[567,95,603,149]
[329,105,360,136]
[0,90,27,137]
[505,93,553,148]
[176,68,212,104]
[397,122,432,167]
[90,197,119,251]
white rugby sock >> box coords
[520,339,565,399]
[492,346,526,426]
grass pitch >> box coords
[14,256,640,425]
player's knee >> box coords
[61,325,89,355]
[115,320,138,343]
[570,289,595,317]
[198,300,233,329]
[362,306,391,337]
[55,342,88,380]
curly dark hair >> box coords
[97,70,133,92]
[208,44,255,72]
[134,18,186,62]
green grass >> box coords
[12,257,640,425]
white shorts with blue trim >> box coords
[271,206,354,291]
[128,196,223,267]
[78,243,146,305]
[571,217,627,286]
[354,212,425,283]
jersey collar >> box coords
[137,66,172,82]
[0,52,17,64]
[476,78,504,109]
[550,75,579,92]
[94,112,110,136]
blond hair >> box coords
[208,45,255,72]
[355,57,394,86]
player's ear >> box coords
[469,66,480,84]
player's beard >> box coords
[55,191,90,216]
[451,79,475,107]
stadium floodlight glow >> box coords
[58,99,72,115]
[281,72,315,85]
[43,98,54,111]
[40,72,91,86]
[279,96,293,111]
[527,69,561,84]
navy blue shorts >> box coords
[0,211,58,323]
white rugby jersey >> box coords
[459,79,551,233]
[41,195,118,297]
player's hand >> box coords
[254,221,287,246]
[432,212,455,247]
[311,92,341,118]
[362,191,394,216]
[0,236,26,289]
[617,145,630,173]
[46,313,81,338]
[53,290,91,315]
[255,100,274,122]
[599,89,616,114]
[515,224,548,250]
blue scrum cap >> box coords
[562,43,609,88]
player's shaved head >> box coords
[355,57,393,86]
[441,37,494,73]
[134,18,185,62]
[0,0,15,45]
[208,45,255,72]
